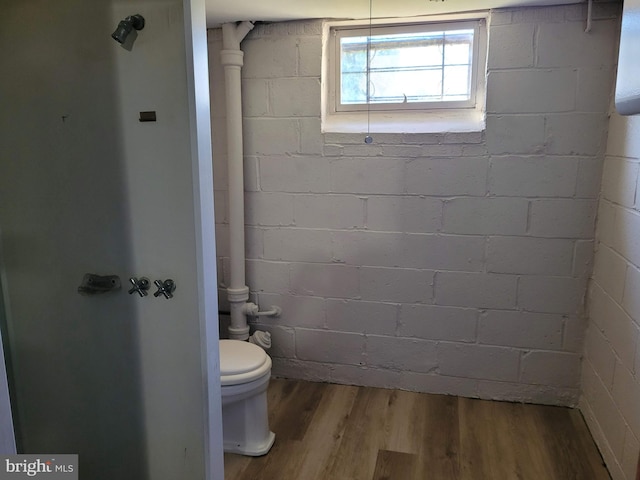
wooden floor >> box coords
[224,379,611,480]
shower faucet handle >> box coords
[128,277,150,297]
[153,279,176,299]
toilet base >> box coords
[224,430,275,456]
[222,370,275,457]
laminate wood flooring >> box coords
[224,379,610,480]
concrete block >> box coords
[487,69,576,114]
[511,5,567,23]
[442,132,484,144]
[435,272,518,309]
[366,196,442,233]
[520,351,581,388]
[595,200,616,246]
[366,336,438,373]
[421,145,464,157]
[215,224,230,257]
[436,343,520,381]
[612,208,640,268]
[529,199,597,239]
[331,231,405,267]
[486,115,545,154]
[245,259,290,293]
[487,23,535,69]
[241,79,270,117]
[329,365,401,390]
[249,324,295,358]
[404,234,486,271]
[606,113,640,159]
[359,267,434,303]
[245,192,294,226]
[270,77,321,117]
[295,328,365,365]
[562,315,587,353]
[293,194,364,229]
[593,244,628,303]
[576,67,615,112]
[299,117,323,155]
[244,156,260,192]
[596,294,638,376]
[289,263,360,299]
[256,292,326,329]
[244,118,299,155]
[260,155,330,193]
[263,228,332,263]
[601,157,639,208]
[545,113,608,156]
[575,157,604,199]
[478,310,564,349]
[342,145,383,157]
[487,236,574,275]
[405,157,488,196]
[326,299,398,335]
[399,372,479,397]
[297,35,322,76]
[271,358,331,383]
[323,144,343,157]
[623,265,640,323]
[517,276,585,314]
[537,20,619,68]
[581,363,628,460]
[380,145,423,158]
[401,133,442,145]
[398,304,477,342]
[245,226,264,260]
[612,364,640,436]
[443,197,528,235]
[489,10,512,26]
[477,380,579,406]
[330,157,405,194]
[242,37,298,78]
[584,326,616,389]
[488,156,578,197]
[573,240,595,277]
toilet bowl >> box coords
[220,339,275,456]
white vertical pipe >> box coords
[221,22,254,340]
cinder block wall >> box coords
[208,3,619,406]
[580,111,640,478]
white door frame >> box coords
[183,1,224,479]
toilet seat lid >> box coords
[220,339,269,377]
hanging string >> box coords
[364,0,373,144]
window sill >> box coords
[321,109,486,134]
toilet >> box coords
[220,339,275,456]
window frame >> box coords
[333,20,481,113]
[321,13,488,134]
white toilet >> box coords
[220,339,275,456]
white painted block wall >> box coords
[580,112,640,479]
[208,3,620,406]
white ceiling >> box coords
[205,0,584,27]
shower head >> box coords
[111,14,145,44]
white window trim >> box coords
[321,12,488,134]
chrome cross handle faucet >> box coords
[128,277,150,297]
[153,279,176,299]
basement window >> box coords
[322,14,487,134]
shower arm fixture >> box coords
[111,14,145,44]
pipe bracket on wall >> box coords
[77,274,121,295]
